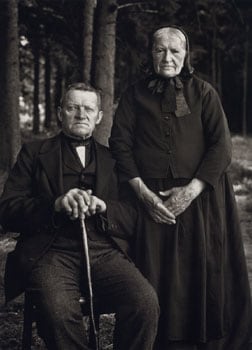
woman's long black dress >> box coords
[110,75,251,349]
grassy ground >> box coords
[229,135,252,290]
[0,135,251,349]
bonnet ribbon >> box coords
[148,76,191,117]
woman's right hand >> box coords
[129,177,176,224]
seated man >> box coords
[0,82,159,350]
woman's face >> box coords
[152,29,186,78]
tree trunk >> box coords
[33,39,40,134]
[0,0,21,171]
[81,0,96,82]
[44,45,52,129]
[54,60,66,126]
[211,17,217,87]
[93,0,118,146]
[54,65,62,126]
[242,26,249,136]
[217,49,222,98]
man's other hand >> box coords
[54,188,106,220]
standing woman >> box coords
[110,26,251,349]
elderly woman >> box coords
[109,26,251,350]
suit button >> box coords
[165,131,170,136]
[167,150,172,154]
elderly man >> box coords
[0,83,159,350]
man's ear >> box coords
[95,110,103,125]
[57,107,62,123]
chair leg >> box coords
[22,292,33,350]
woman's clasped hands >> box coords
[130,177,205,225]
[158,178,206,223]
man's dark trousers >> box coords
[27,240,159,350]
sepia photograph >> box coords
[0,0,251,349]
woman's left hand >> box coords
[159,178,206,217]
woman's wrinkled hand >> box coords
[159,178,206,217]
[141,189,176,225]
[129,177,176,224]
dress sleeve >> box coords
[109,87,140,182]
[195,82,232,189]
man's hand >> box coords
[86,194,106,217]
[54,188,106,220]
[159,178,206,217]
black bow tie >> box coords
[71,139,90,148]
[64,134,92,147]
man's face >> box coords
[58,90,103,139]
[152,30,186,78]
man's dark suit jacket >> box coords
[0,133,137,301]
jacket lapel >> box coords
[61,136,82,173]
[38,134,64,196]
[95,142,116,197]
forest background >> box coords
[0,0,252,349]
[0,0,252,168]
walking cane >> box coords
[80,218,99,350]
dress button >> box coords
[167,150,172,154]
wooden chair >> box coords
[22,291,112,350]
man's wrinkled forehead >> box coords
[153,27,186,47]
[62,89,101,109]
